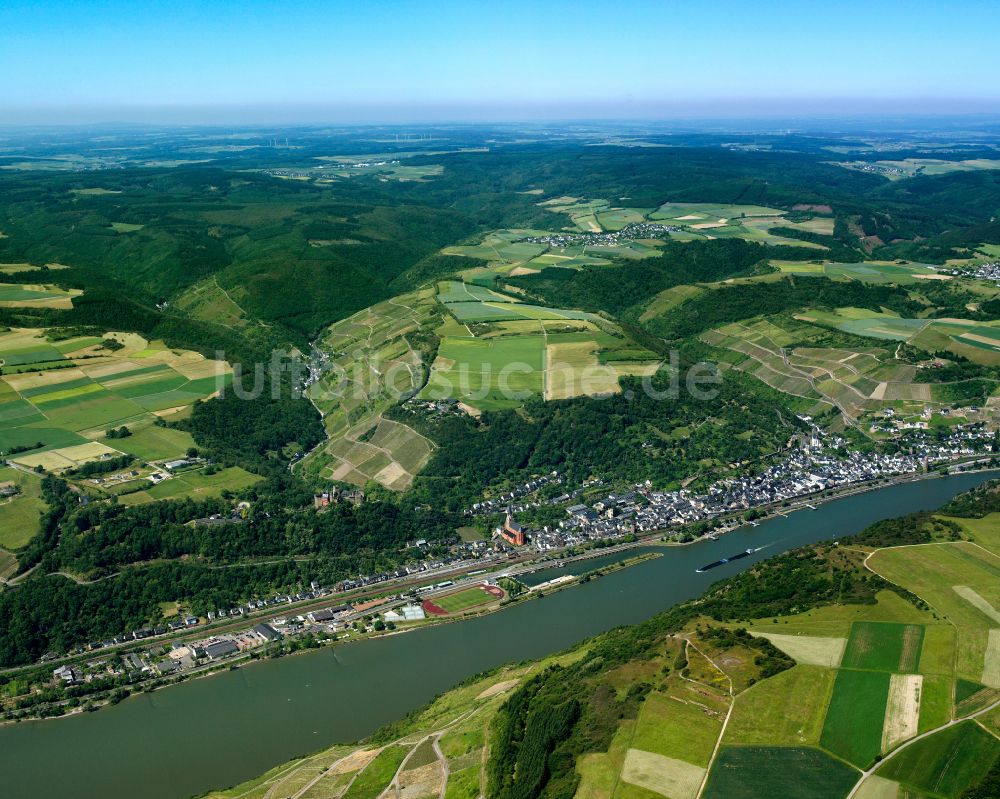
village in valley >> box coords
[34,413,999,705]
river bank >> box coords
[1,470,997,799]
[2,466,989,725]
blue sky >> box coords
[2,0,998,122]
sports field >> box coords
[421,584,504,617]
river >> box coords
[1,471,995,799]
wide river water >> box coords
[2,471,997,799]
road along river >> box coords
[1,471,996,799]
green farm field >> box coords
[703,746,859,799]
[841,622,925,673]
[0,465,46,549]
[342,745,411,799]
[100,424,197,462]
[420,334,545,410]
[302,290,439,491]
[425,281,659,409]
[770,259,945,283]
[820,669,891,767]
[631,685,724,767]
[725,665,836,746]
[876,721,1000,798]
[867,543,1000,686]
[0,328,230,465]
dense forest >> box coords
[642,276,924,340]
[507,238,773,316]
[0,473,461,666]
[394,357,808,510]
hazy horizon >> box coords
[3,0,999,126]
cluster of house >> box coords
[848,162,907,176]
[517,221,680,248]
[407,398,465,416]
[972,261,1000,285]
[940,261,1000,285]
[314,486,366,508]
[163,456,206,472]
[46,538,506,671]
[88,468,143,487]
[868,406,992,434]
[52,623,284,684]
[466,471,570,515]
[519,424,999,551]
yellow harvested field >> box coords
[881,674,922,751]
[330,748,379,774]
[855,775,903,799]
[13,441,121,472]
[477,679,520,700]
[104,332,148,349]
[621,749,705,799]
[4,367,88,391]
[690,221,727,230]
[754,632,846,667]
[331,461,354,481]
[167,358,230,380]
[398,760,444,799]
[611,362,660,378]
[373,462,410,491]
[985,630,1000,688]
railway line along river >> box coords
[2,471,996,799]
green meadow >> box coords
[704,747,858,799]
[0,466,46,549]
[118,466,262,506]
[820,669,891,767]
[877,721,1000,798]
[421,335,545,410]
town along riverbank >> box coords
[0,471,997,799]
